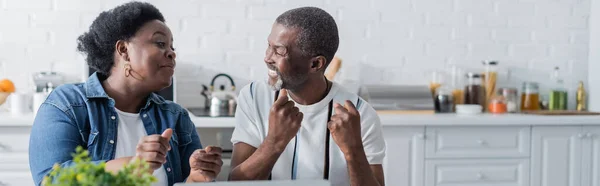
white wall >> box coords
[0,0,591,109]
[588,0,600,111]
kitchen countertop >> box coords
[0,111,237,128]
[2,111,600,127]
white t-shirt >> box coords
[231,80,386,186]
[114,108,169,186]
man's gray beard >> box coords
[269,77,283,91]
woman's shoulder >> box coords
[43,83,87,111]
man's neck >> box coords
[288,77,330,105]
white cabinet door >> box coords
[0,127,33,186]
[531,126,582,186]
[581,126,600,186]
[0,172,35,186]
[383,126,425,186]
[425,159,530,186]
[425,126,530,158]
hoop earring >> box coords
[124,62,131,77]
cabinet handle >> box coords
[476,173,484,180]
[587,133,595,138]
[578,133,585,139]
[0,143,10,152]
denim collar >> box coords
[84,72,165,108]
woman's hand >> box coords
[134,128,173,171]
[186,146,223,182]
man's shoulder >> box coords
[331,82,372,111]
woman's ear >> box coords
[310,56,327,73]
[115,40,129,61]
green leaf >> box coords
[43,146,157,186]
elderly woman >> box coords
[28,2,222,186]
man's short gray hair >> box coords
[276,7,339,65]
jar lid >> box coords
[435,86,453,95]
[466,72,482,78]
[498,87,517,94]
[482,60,498,65]
[523,81,539,88]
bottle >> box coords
[548,67,568,111]
[576,81,586,111]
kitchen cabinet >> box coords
[531,126,600,186]
[423,126,530,186]
[424,159,529,186]
[4,113,600,186]
[581,126,600,186]
[425,126,530,158]
[383,127,425,186]
[0,127,32,186]
[531,126,582,186]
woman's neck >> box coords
[102,75,149,113]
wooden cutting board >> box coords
[376,110,435,115]
[522,110,600,115]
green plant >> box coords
[42,146,157,186]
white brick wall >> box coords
[0,0,591,109]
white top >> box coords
[231,80,386,186]
[114,108,168,186]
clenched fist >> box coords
[328,101,363,155]
[134,128,173,171]
[267,89,303,150]
[187,146,223,182]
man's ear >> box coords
[310,56,327,73]
[115,40,129,62]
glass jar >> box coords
[434,86,454,113]
[521,82,540,111]
[449,65,464,106]
[464,72,485,110]
[428,70,445,98]
[488,95,507,114]
[497,87,518,113]
[482,61,498,111]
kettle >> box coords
[201,73,237,117]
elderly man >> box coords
[228,7,386,186]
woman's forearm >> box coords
[105,156,134,173]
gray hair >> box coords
[276,7,339,65]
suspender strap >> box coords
[323,100,333,180]
[269,90,333,180]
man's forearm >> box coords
[345,148,381,186]
[229,139,285,180]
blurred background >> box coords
[0,0,591,110]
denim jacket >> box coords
[29,72,202,186]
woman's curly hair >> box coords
[77,1,165,76]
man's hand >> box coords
[134,128,173,171]
[266,89,303,150]
[187,146,224,182]
[328,100,363,155]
